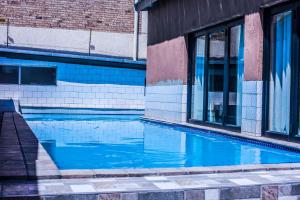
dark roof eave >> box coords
[134,0,159,11]
[0,47,146,70]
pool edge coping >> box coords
[57,163,300,179]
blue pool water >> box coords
[24,114,300,169]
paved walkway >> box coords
[0,112,60,179]
[1,169,300,199]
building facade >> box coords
[0,0,147,113]
[136,0,299,140]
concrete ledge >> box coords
[21,106,145,115]
[0,112,61,180]
[56,163,300,179]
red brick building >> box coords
[0,0,147,59]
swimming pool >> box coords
[24,114,300,169]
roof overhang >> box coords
[134,0,159,11]
[0,47,146,70]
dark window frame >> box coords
[187,18,244,132]
[0,65,20,85]
[20,66,57,86]
[0,64,57,86]
[262,1,300,142]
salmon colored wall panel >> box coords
[146,36,188,85]
[244,12,264,81]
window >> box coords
[189,20,244,129]
[0,65,56,85]
[207,30,226,124]
[228,25,244,126]
[268,11,292,135]
[0,65,19,84]
[264,2,300,140]
[191,36,206,120]
[21,67,56,85]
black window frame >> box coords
[0,64,20,85]
[0,64,57,86]
[262,1,300,142]
[20,66,57,86]
[187,18,244,132]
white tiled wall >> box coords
[145,83,187,123]
[145,80,263,135]
[0,83,145,109]
[0,58,145,111]
[241,81,263,136]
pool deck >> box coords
[0,112,60,180]
[3,112,300,199]
[3,169,300,199]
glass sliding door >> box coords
[188,20,244,130]
[191,36,206,120]
[207,30,225,124]
[268,11,292,135]
[227,25,244,126]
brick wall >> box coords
[0,0,136,33]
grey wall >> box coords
[147,0,289,45]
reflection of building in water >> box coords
[28,119,144,146]
[240,146,261,164]
[143,123,186,153]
